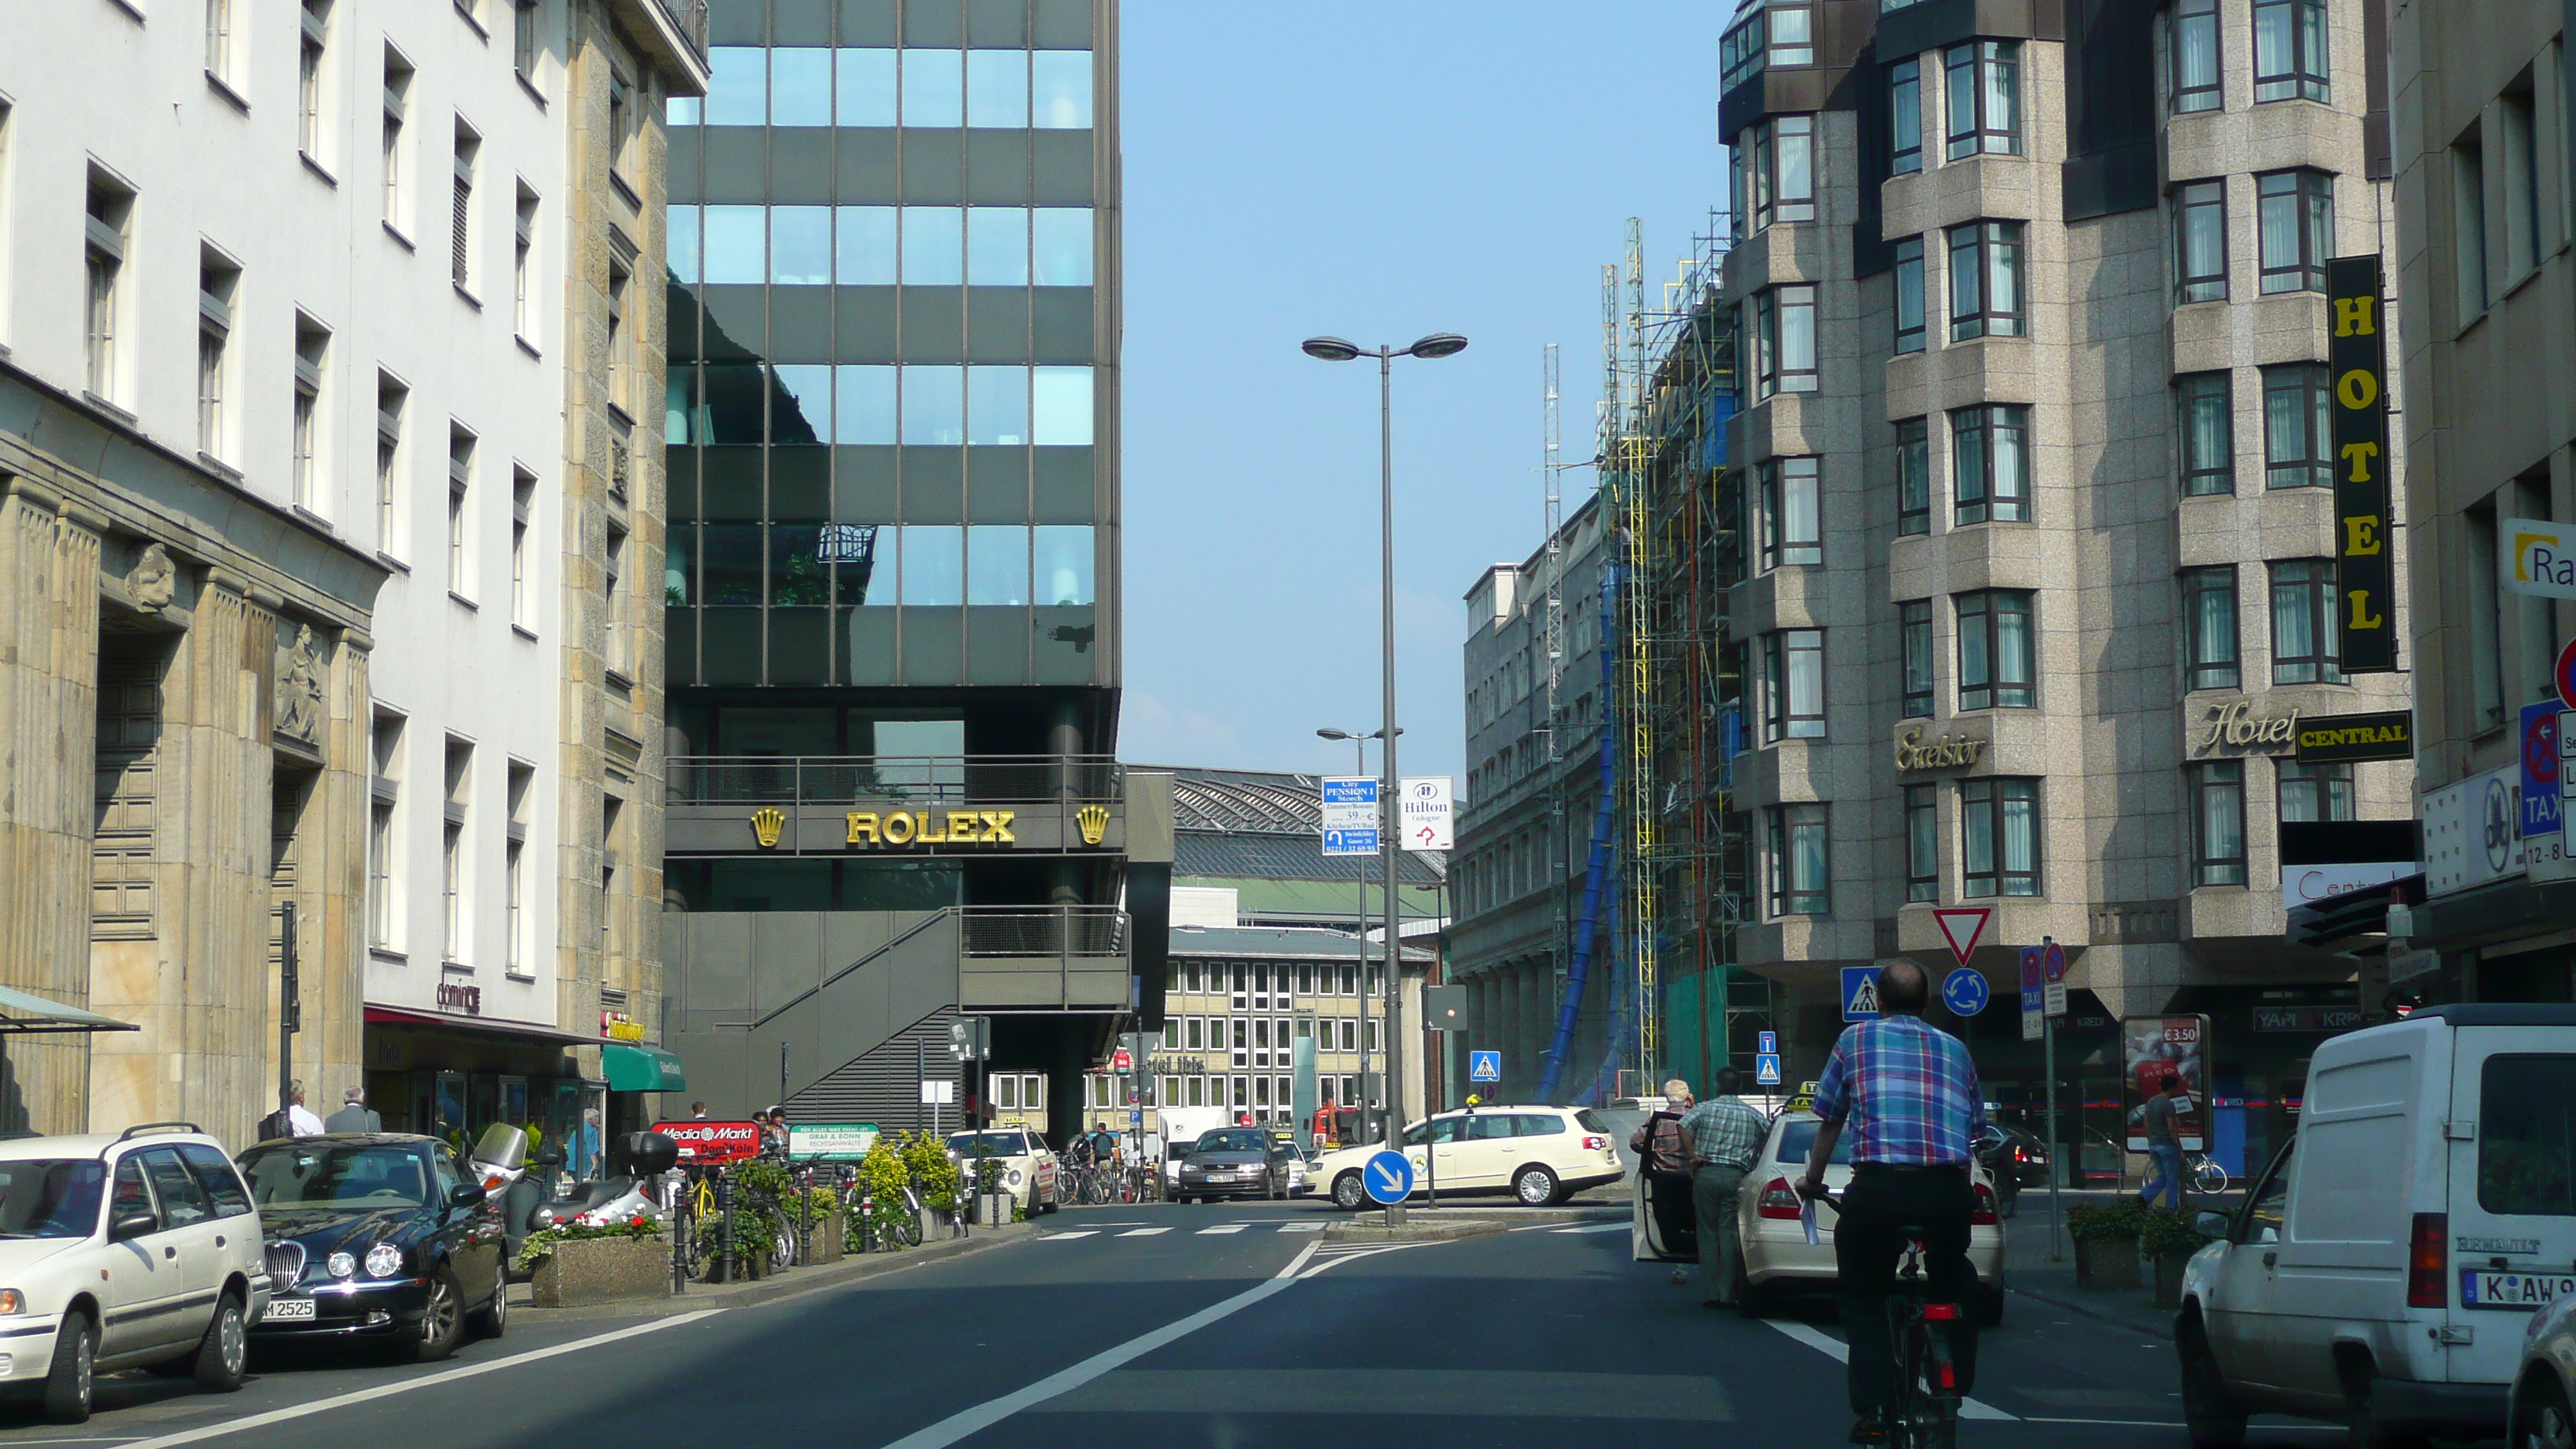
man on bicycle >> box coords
[1796,957,1985,1445]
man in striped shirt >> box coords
[1679,1067,1769,1306]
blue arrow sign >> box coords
[1942,967,1992,1017]
[1841,966,1882,1022]
[1468,1050,1501,1083]
[1754,1053,1783,1086]
[1364,1149,1414,1204]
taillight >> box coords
[1582,1135,1608,1151]
[2408,1212,2448,1309]
[2011,1144,2029,1164]
[1757,1178,1804,1220]
[1922,1302,1963,1321]
[1971,1184,1999,1226]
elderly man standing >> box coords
[324,1085,382,1133]
[1679,1066,1768,1306]
[1630,1079,1696,1275]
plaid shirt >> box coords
[1812,1016,1985,1167]
[1678,1095,1768,1172]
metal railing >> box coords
[958,906,1129,958]
[656,0,709,57]
[668,755,1123,807]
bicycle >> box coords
[2187,1152,2228,1196]
[1807,1184,1967,1449]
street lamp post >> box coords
[1303,331,1466,1163]
[1317,726,1396,1144]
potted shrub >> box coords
[2067,1200,2145,1290]
[2141,1207,2211,1307]
[518,1216,670,1307]
[902,1131,962,1239]
[854,1141,914,1251]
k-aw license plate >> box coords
[2460,1269,2576,1310]
[261,1297,317,1322]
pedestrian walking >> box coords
[2137,1073,2190,1211]
[1679,1067,1768,1307]
[323,1084,382,1133]
[690,1101,709,1121]
[283,1082,324,1136]
[1629,1080,1696,1278]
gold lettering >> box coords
[988,810,1016,844]
[2344,516,2382,555]
[2348,589,2384,630]
[947,810,981,842]
[846,811,879,845]
[980,810,1005,841]
[881,810,917,844]
[2334,295,2376,336]
[918,810,947,843]
[2340,441,2379,482]
[2337,368,2380,410]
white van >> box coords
[2177,1003,2576,1447]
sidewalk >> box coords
[1999,1189,2225,1341]
[510,1220,1036,1324]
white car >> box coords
[1733,1110,2009,1324]
[1310,1105,1625,1209]
[0,1125,271,1422]
[2509,1290,2575,1449]
[945,1130,1058,1216]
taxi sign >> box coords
[1784,1081,1821,1112]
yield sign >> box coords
[1931,906,1994,968]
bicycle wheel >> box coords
[2192,1156,2228,1195]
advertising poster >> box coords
[2121,1015,2210,1153]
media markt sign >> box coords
[1399,776,1454,852]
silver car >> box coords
[2510,1290,2576,1449]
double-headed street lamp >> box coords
[1302,332,1467,1150]
[1317,726,1399,1142]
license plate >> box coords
[261,1298,317,1322]
[2461,1269,2576,1310]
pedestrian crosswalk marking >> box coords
[1041,1231,1098,1240]
[1549,1221,1631,1234]
[1276,1222,1324,1232]
[1197,1224,1247,1235]
[1116,1227,1171,1237]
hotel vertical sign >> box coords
[2330,255,2396,673]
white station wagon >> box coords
[0,1124,271,1422]
[1311,1105,1624,1208]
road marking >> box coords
[1276,1222,1324,1232]
[1759,1320,2019,1421]
[1116,1227,1171,1237]
[879,1240,1325,1449]
[1548,1221,1632,1234]
[1042,1231,1099,1240]
[115,1310,721,1449]
[1197,1225,1247,1235]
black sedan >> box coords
[1173,1128,1290,1203]
[235,1135,508,1361]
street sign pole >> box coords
[2043,937,2063,1265]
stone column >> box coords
[292,626,372,1119]
[0,480,102,1134]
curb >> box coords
[512,1222,1035,1323]
[2007,1279,2177,1341]
[1323,1218,1509,1244]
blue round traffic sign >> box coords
[1942,967,1992,1016]
[1362,1149,1414,1204]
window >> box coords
[2456,130,2491,319]
[300,1,331,160]
[2252,0,2328,104]
[2174,180,2228,303]
[2191,762,2249,886]
[1944,41,2020,159]
[1901,600,1934,717]
[1755,284,1819,396]
[504,762,532,976]
[451,124,478,290]
[1950,404,2030,524]
[512,186,536,340]
[607,70,635,183]
[447,426,474,595]
[2176,372,2233,495]
[197,253,237,459]
[1890,58,1923,173]
[1759,457,1821,568]
[442,739,472,963]
[1896,417,1931,535]
[1767,805,1829,916]
[2261,364,2331,489]
[375,375,406,550]
[382,50,412,228]
[1768,4,1815,66]
[1905,785,1939,903]
[1946,221,2024,340]
[2181,566,2240,690]
[2269,560,2343,683]
[2256,170,2334,294]
[1033,50,1091,128]
[1721,11,1766,88]
[2478,1055,2576,1216]
[1762,629,1824,742]
[509,469,534,626]
[205,0,234,80]
[2468,502,2506,729]
[1960,777,2040,896]
[1893,238,1926,353]
[512,0,537,79]
[1739,115,1816,231]
[2171,0,2221,113]
[84,173,131,401]
[1956,589,2036,709]
[369,714,402,946]
[605,260,630,413]
[2276,760,2353,822]
[2502,84,2543,277]
[293,318,329,511]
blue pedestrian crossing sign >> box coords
[1364,1150,1414,1204]
[1468,1050,1502,1083]
[1754,1053,1783,1087]
[1941,967,1992,1017]
[1841,965,1883,1021]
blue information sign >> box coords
[1841,966,1883,1022]
[1363,1150,1414,1204]
[1754,1053,1783,1086]
[1942,967,1992,1016]
[1468,1050,1501,1083]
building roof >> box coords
[1146,766,1447,886]
[1166,923,1434,964]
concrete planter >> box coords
[2073,1235,2143,1291]
[532,1236,671,1307]
[807,1215,845,1264]
[2150,1251,2194,1307]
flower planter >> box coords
[531,1237,671,1307]
[2073,1235,2143,1291]
[808,1216,844,1264]
[2150,1250,2194,1308]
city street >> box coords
[3,1201,2352,1448]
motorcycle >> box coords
[532,1132,678,1234]
[467,1125,551,1276]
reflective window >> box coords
[1766,804,1828,916]
[1033,51,1091,128]
[1961,778,2041,896]
[903,207,962,286]
[835,365,898,444]
[2276,760,2353,822]
[1896,417,1930,536]
[1890,58,1922,174]
[2174,180,2228,303]
[967,526,1029,605]
[670,204,701,284]
[967,50,1029,127]
[702,524,763,605]
[1893,237,1925,353]
[837,49,896,126]
[902,526,963,605]
[2192,761,2248,887]
[967,366,1029,444]
[1944,41,2021,159]
[705,46,766,126]
[1033,367,1094,445]
[2252,0,2329,104]
[1033,208,1092,286]
[968,207,1028,286]
[1905,785,1937,902]
[1901,600,1934,716]
[772,207,832,284]
[2172,0,2221,113]
[1035,526,1094,605]
[837,205,897,285]
[903,365,965,445]
[703,205,766,285]
[2182,565,2240,690]
[770,48,832,125]
[903,49,964,127]
[771,365,832,442]
[2177,372,2233,495]
[2268,559,2343,684]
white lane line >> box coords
[1760,1320,2018,1421]
[880,1239,1324,1449]
[1042,1230,1099,1240]
[1116,1227,1172,1237]
[1197,1225,1247,1235]
[1548,1221,1632,1234]
[118,1310,721,1449]
[1276,1223,1325,1233]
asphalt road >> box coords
[3,1197,2357,1448]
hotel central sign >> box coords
[2192,700,2300,755]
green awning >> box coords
[0,983,139,1035]
[601,1043,687,1091]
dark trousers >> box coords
[1834,1163,1980,1417]
[1692,1163,1748,1300]
[1647,1170,1696,1255]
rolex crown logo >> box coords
[750,806,786,849]
[1075,803,1109,846]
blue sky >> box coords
[1117,2,1735,792]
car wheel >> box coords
[2177,1318,2245,1449]
[469,1271,508,1339]
[1331,1172,1366,1211]
[1975,1285,2006,1329]
[2343,1358,2428,1449]
[1513,1164,1560,1208]
[401,1267,464,1364]
[2513,1373,2574,1449]
[42,1307,95,1423]
[193,1290,248,1391]
[1731,1259,1769,1320]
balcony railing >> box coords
[960,906,1129,959]
[656,0,709,57]
[669,755,1123,808]
[958,906,1133,1012]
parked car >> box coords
[2176,1003,2576,1448]
[943,1130,1057,1215]
[0,1125,267,1422]
[1978,1121,2051,1217]
[1733,1109,2009,1324]
[1310,1105,1625,1209]
[2509,1290,2576,1449]
[1174,1129,1290,1203]
[235,1134,508,1363]
[1272,1136,1310,1197]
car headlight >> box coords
[326,1251,357,1279]
[1007,1170,1023,1187]
[0,1289,22,1315]
[364,1242,404,1279]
